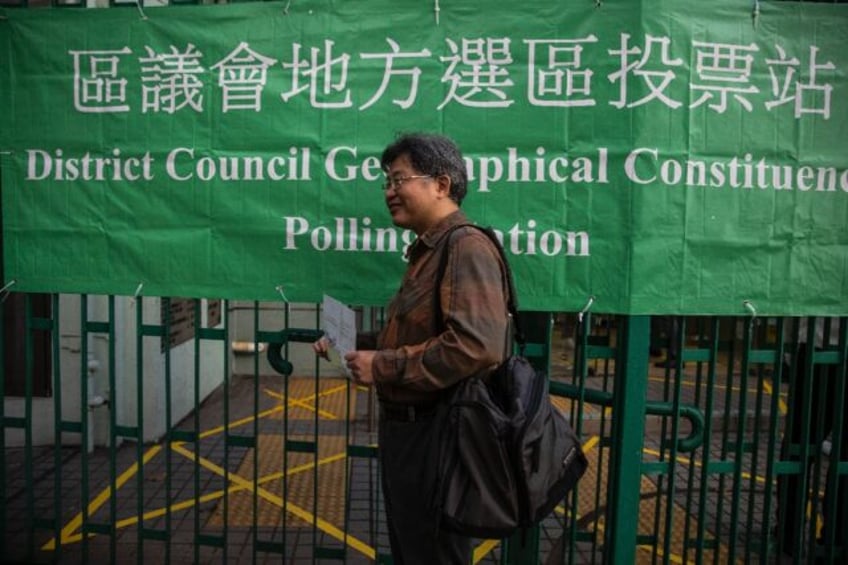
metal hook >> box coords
[132,282,144,305]
[0,279,16,303]
[743,300,757,321]
[276,285,289,303]
[751,0,760,28]
[434,0,440,25]
[284,0,291,15]
[136,0,147,20]
[578,295,595,324]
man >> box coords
[314,133,511,563]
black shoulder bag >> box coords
[431,224,588,539]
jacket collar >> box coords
[405,210,469,262]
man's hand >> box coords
[344,350,376,386]
[312,337,331,361]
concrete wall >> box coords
[3,297,383,448]
[4,295,225,447]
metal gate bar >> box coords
[2,299,848,563]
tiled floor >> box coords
[1,321,826,564]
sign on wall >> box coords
[1,0,846,314]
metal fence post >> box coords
[605,315,650,564]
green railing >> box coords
[1,294,846,563]
[2,0,846,557]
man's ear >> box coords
[435,174,451,198]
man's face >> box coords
[384,154,443,234]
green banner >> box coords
[1,0,846,314]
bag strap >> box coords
[433,224,526,351]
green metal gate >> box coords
[1,293,846,563]
[2,0,846,559]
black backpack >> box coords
[432,225,588,539]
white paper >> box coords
[321,294,357,376]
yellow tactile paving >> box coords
[267,377,356,421]
[207,433,349,528]
[170,441,377,560]
[207,377,355,528]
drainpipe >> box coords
[86,355,106,453]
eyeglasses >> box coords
[382,175,432,192]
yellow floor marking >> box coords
[171,442,376,560]
[473,539,500,563]
[210,434,351,528]
[647,376,763,396]
[45,374,785,562]
[638,374,788,489]
[642,445,822,494]
[196,382,347,440]
[263,387,339,420]
[41,445,162,550]
[58,448,350,544]
[56,486,230,545]
[638,542,685,564]
[590,503,695,564]
[270,382,352,421]
[45,379,351,551]
[551,392,601,417]
[642,447,771,485]
[197,404,285,440]
[578,437,736,564]
[762,379,788,415]
[583,435,601,452]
